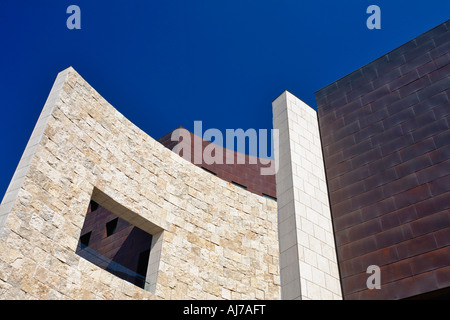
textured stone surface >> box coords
[273,91,342,300]
[0,67,280,300]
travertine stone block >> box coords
[273,91,342,300]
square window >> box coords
[106,218,118,237]
[262,193,277,201]
[89,200,99,212]
[232,181,247,190]
[76,190,160,291]
[201,167,217,175]
[79,232,91,249]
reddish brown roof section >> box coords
[158,127,277,199]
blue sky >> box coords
[0,0,448,200]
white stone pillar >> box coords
[273,91,342,300]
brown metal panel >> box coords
[158,127,277,199]
[316,20,450,299]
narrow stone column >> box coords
[273,91,342,300]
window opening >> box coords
[231,181,247,190]
[106,218,118,237]
[262,193,277,201]
[76,200,153,290]
[79,232,91,249]
[89,200,99,212]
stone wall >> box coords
[273,91,342,300]
[0,67,280,300]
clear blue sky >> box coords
[0,0,448,200]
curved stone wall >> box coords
[0,67,280,299]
